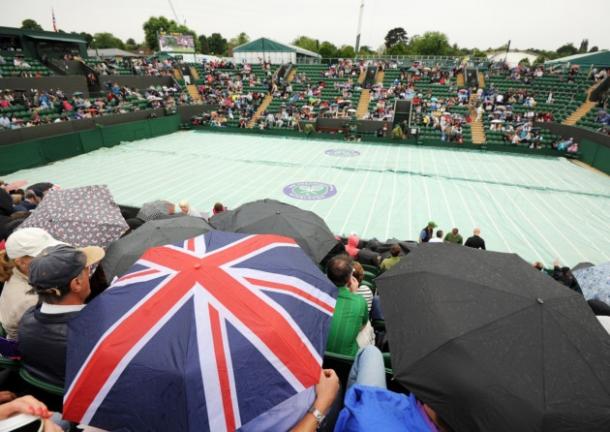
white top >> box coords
[0,268,37,339]
[429,237,444,243]
[40,303,86,314]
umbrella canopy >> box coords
[63,231,337,431]
[209,199,337,264]
[572,261,594,272]
[573,261,610,305]
[377,243,610,432]
[102,216,213,283]
[19,185,128,249]
[137,200,175,221]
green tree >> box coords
[198,35,210,54]
[556,43,578,57]
[91,32,125,49]
[21,19,43,31]
[589,46,599,52]
[336,45,355,58]
[519,57,531,66]
[578,39,589,53]
[142,16,198,51]
[318,41,338,58]
[357,45,376,56]
[73,32,93,47]
[292,36,319,53]
[386,42,410,55]
[125,38,139,51]
[207,33,228,55]
[408,32,453,55]
[229,32,250,47]
[384,27,408,49]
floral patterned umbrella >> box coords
[20,185,128,249]
[573,261,610,305]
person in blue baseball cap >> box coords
[18,244,104,387]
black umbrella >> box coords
[209,199,336,264]
[101,216,213,283]
[377,243,610,432]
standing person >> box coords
[0,228,62,340]
[18,244,105,387]
[419,221,437,243]
[444,228,463,244]
[464,228,486,250]
[325,255,368,356]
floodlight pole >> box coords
[355,0,365,57]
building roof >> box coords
[24,32,86,44]
[87,48,141,58]
[545,50,610,67]
[487,51,538,67]
[233,37,321,58]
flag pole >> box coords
[354,0,365,57]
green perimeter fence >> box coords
[2,117,610,176]
[0,115,181,175]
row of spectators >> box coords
[0,84,192,130]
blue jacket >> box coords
[334,385,434,432]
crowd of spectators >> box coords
[0,179,609,431]
[0,83,192,130]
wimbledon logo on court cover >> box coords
[324,149,360,157]
[283,182,337,200]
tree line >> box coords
[20,18,604,62]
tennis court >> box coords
[5,130,610,266]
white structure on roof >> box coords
[487,51,538,67]
[233,37,321,64]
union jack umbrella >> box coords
[63,231,337,431]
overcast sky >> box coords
[2,0,609,52]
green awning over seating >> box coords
[26,33,85,44]
[234,38,293,53]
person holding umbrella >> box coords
[334,345,450,432]
[19,243,105,387]
[326,255,368,356]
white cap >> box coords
[5,228,63,260]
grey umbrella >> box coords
[137,200,175,221]
[101,216,213,283]
[209,199,337,264]
[19,185,128,249]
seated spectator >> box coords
[334,346,450,432]
[178,200,208,219]
[351,262,373,312]
[380,244,401,273]
[464,228,486,250]
[551,260,582,294]
[444,228,463,244]
[213,202,227,215]
[325,255,368,356]
[19,244,104,386]
[0,228,62,340]
[13,189,41,212]
[429,230,444,243]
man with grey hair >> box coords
[465,227,486,250]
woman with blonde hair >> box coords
[0,228,61,339]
